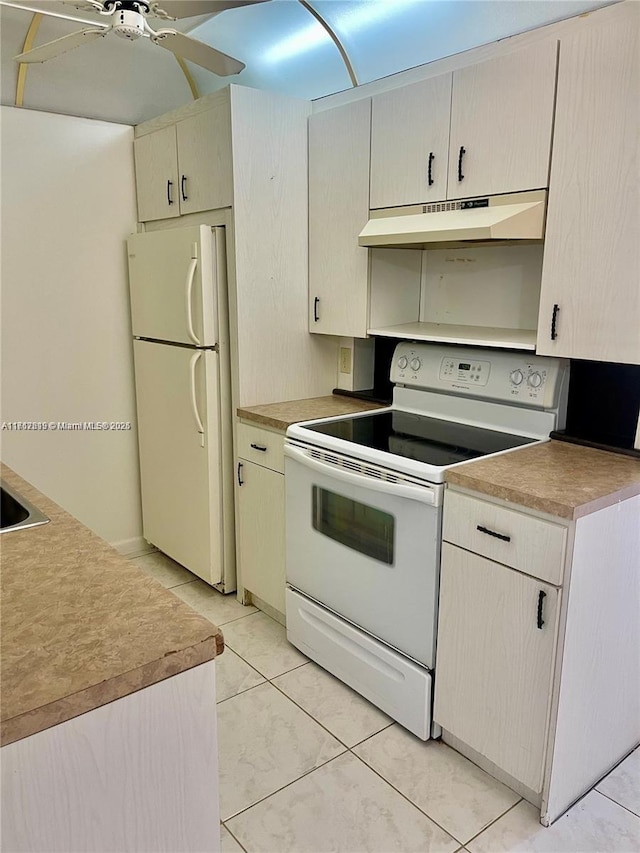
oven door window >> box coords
[312,486,395,565]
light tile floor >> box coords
[133,552,640,853]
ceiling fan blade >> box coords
[61,1,105,13]
[14,27,106,63]
[152,30,244,75]
[0,1,105,25]
[150,0,268,20]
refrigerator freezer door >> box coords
[133,339,223,584]
[128,225,218,347]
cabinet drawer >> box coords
[237,422,285,473]
[443,490,567,585]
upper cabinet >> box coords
[134,92,232,222]
[308,99,372,338]
[536,8,640,365]
[370,74,452,208]
[133,125,180,222]
[447,41,557,200]
[369,41,558,209]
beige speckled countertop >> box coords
[0,465,223,747]
[446,441,640,520]
[237,394,387,431]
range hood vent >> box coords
[359,190,547,249]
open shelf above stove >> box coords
[368,322,537,351]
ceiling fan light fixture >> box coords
[113,8,146,38]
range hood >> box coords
[359,190,547,249]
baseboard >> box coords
[111,537,156,559]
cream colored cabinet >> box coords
[447,41,557,200]
[308,99,371,337]
[536,8,640,364]
[369,41,557,209]
[435,541,560,793]
[370,74,452,208]
[134,125,181,222]
[134,92,232,222]
[236,423,286,618]
[435,484,640,826]
[435,489,565,792]
[308,99,423,339]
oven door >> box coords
[284,442,443,668]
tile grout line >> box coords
[593,789,640,821]
[216,680,267,706]
[221,821,250,853]
[459,796,524,849]
[268,674,383,749]
[222,751,350,824]
[347,749,471,847]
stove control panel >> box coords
[391,342,569,411]
[440,357,491,386]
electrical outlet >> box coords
[339,346,352,374]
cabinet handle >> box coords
[476,524,511,542]
[313,296,320,323]
[181,174,188,202]
[537,590,547,629]
[458,146,466,182]
[250,443,267,452]
[167,179,174,205]
[550,304,559,341]
[237,461,244,486]
[427,151,435,186]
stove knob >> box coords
[397,356,408,369]
[410,357,421,372]
[510,369,524,386]
[528,371,543,388]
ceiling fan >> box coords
[7,0,269,75]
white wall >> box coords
[0,106,143,551]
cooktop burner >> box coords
[304,410,536,468]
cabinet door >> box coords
[133,126,180,222]
[176,102,233,216]
[370,74,452,208]
[536,11,640,364]
[236,460,286,615]
[308,99,371,338]
[434,543,559,792]
[447,41,557,200]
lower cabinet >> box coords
[434,542,559,792]
[435,485,640,826]
[235,423,286,618]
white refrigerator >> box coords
[127,225,235,591]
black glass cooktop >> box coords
[305,411,536,467]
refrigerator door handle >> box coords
[185,257,201,346]
[189,351,205,447]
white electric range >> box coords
[284,342,569,740]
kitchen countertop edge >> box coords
[445,441,640,520]
[1,465,225,747]
[237,394,387,432]
[0,638,221,747]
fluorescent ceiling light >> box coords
[262,19,329,63]
[263,0,426,64]
[332,0,427,34]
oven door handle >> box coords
[284,444,440,507]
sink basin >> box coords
[0,480,50,534]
